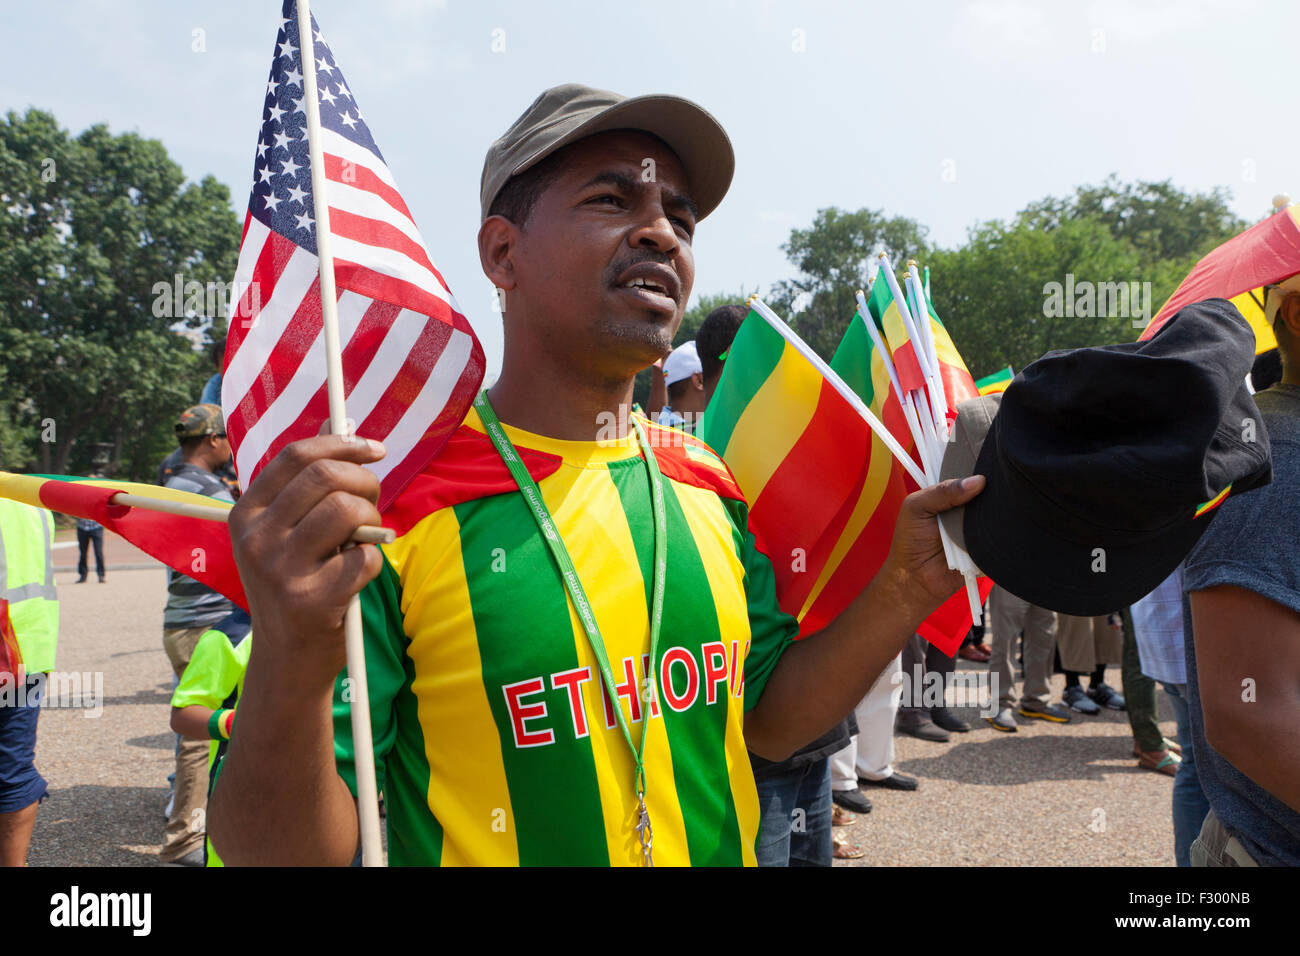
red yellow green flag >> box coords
[0,472,247,609]
[699,303,986,655]
[699,309,905,641]
[830,307,991,656]
[975,366,1014,396]
[865,272,979,422]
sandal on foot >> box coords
[1133,737,1182,757]
[832,804,857,827]
[833,832,866,859]
[1136,748,1181,776]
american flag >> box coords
[223,0,483,511]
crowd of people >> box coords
[0,82,1296,869]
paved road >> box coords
[28,539,1181,866]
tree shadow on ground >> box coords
[28,785,166,867]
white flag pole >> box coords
[296,0,385,867]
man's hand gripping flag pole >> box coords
[296,0,384,867]
[858,257,983,626]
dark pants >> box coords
[753,758,833,867]
[77,527,104,580]
[899,632,955,719]
[1120,607,1162,752]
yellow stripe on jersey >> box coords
[386,508,519,867]
[672,480,761,865]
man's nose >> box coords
[628,207,679,254]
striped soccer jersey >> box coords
[333,407,798,866]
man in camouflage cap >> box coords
[159,403,235,866]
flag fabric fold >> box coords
[865,276,979,423]
[1141,203,1300,355]
[223,0,484,511]
[0,473,248,609]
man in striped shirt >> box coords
[211,84,983,866]
[161,403,235,866]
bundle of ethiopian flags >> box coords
[698,255,991,656]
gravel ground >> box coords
[28,548,1180,866]
[30,565,175,866]
[833,669,1180,866]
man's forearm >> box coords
[207,644,359,865]
[170,705,214,741]
[745,561,932,761]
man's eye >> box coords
[590,194,622,206]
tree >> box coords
[769,207,929,360]
[928,216,1145,377]
[0,109,240,478]
[928,177,1249,378]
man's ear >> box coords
[1281,292,1300,339]
[691,370,705,392]
[478,216,519,292]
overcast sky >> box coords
[3,0,1294,375]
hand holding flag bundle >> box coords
[699,263,989,656]
[855,255,985,625]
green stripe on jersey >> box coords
[454,491,611,866]
[610,458,743,866]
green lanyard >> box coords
[474,390,667,867]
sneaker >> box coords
[896,714,951,743]
[1088,682,1126,710]
[984,706,1018,732]
[1018,700,1072,723]
[831,789,872,814]
[931,707,971,733]
[1063,684,1101,714]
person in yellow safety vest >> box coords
[0,498,58,867]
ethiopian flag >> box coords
[699,309,905,641]
[975,366,1014,396]
[830,310,991,656]
[865,272,979,422]
[0,472,247,609]
[699,305,985,655]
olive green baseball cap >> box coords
[480,83,735,223]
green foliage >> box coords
[927,217,1143,377]
[928,177,1246,377]
[0,108,240,478]
[768,207,930,361]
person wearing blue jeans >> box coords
[749,718,851,867]
[753,757,833,867]
[1160,681,1209,867]
[1131,565,1209,866]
